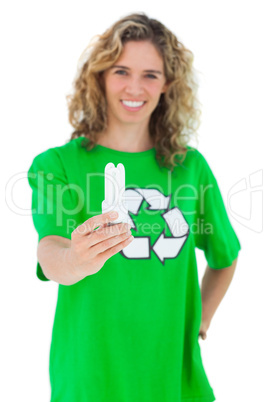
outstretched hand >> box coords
[69,211,133,278]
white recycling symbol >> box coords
[120,187,189,265]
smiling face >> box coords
[102,40,168,128]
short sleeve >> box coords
[194,152,241,269]
[27,148,80,281]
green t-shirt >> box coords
[28,137,241,402]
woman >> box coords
[28,12,241,402]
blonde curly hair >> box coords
[66,12,202,171]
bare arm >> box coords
[199,257,238,339]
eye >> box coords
[115,70,127,75]
[146,74,157,79]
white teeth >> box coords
[122,100,145,107]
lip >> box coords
[120,100,146,112]
[121,99,146,102]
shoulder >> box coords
[183,145,211,170]
[34,137,84,161]
[29,138,84,171]
[177,145,216,182]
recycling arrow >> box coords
[120,187,189,265]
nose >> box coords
[125,77,144,97]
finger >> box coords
[94,231,134,260]
[73,211,119,237]
[95,221,109,231]
[96,229,132,254]
[88,222,131,248]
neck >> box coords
[96,121,155,153]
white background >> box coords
[1,0,267,401]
